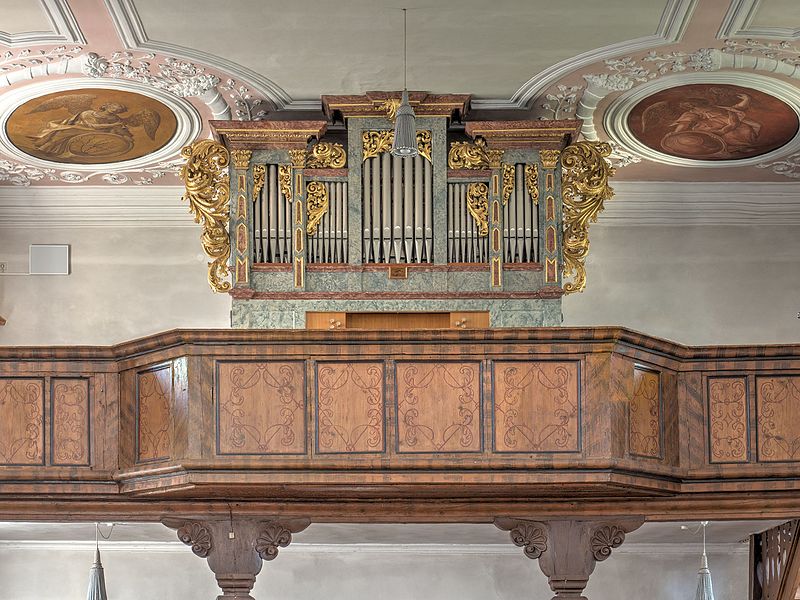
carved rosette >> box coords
[362,130,432,162]
[501,164,514,206]
[252,164,265,200]
[509,522,548,559]
[306,142,347,168]
[466,182,489,236]
[176,522,213,558]
[278,165,292,201]
[179,139,232,293]
[448,137,504,169]
[525,164,539,205]
[590,524,626,561]
[305,181,329,236]
[560,141,615,294]
[254,523,293,561]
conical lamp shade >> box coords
[86,547,109,600]
[391,90,418,157]
[694,553,714,600]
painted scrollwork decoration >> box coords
[590,524,626,562]
[560,141,615,294]
[448,137,504,169]
[306,142,347,168]
[306,181,329,236]
[509,522,548,559]
[179,139,232,293]
[466,182,489,236]
[176,522,213,558]
[255,523,293,561]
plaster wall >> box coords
[0,546,747,600]
[0,223,797,346]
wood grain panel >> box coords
[757,376,800,462]
[51,378,90,466]
[396,362,482,453]
[629,367,661,459]
[707,377,748,464]
[136,365,172,462]
[316,362,384,454]
[493,361,580,452]
[0,379,44,465]
[217,362,306,455]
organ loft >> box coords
[182,92,610,330]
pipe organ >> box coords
[180,92,614,329]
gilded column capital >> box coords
[539,149,561,169]
[230,149,252,170]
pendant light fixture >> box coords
[390,8,418,158]
[694,521,715,600]
[86,523,111,600]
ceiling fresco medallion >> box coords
[5,88,178,165]
[627,83,799,162]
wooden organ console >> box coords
[180,91,614,329]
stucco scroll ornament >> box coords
[179,139,232,293]
[254,523,293,561]
[305,181,329,236]
[466,182,490,236]
[509,522,548,559]
[560,141,615,294]
[306,142,346,168]
[448,137,504,169]
[176,521,213,558]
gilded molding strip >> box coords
[362,130,432,162]
[525,164,539,205]
[466,182,489,236]
[252,165,265,201]
[561,141,615,294]
[278,165,292,201]
[179,139,232,293]
[306,181,329,236]
[502,164,514,206]
[306,142,347,168]
[448,137,504,169]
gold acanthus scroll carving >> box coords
[230,149,252,170]
[179,139,231,293]
[306,142,347,168]
[539,149,560,169]
[561,141,615,294]
[278,165,292,201]
[289,149,307,167]
[466,182,489,236]
[305,181,329,236]
[362,130,432,162]
[502,164,514,206]
[252,165,265,201]
[525,164,539,205]
[448,137,504,169]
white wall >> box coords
[0,546,747,600]
[1,221,798,346]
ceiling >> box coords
[1,0,800,187]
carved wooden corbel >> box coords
[163,517,310,600]
[495,517,644,600]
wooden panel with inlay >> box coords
[316,362,384,454]
[216,361,307,455]
[136,364,173,463]
[0,378,44,465]
[629,367,662,459]
[51,378,91,466]
[757,376,800,462]
[707,377,749,464]
[493,361,580,453]
[396,362,482,453]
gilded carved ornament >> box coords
[539,149,560,169]
[278,165,292,201]
[362,130,432,162]
[448,137,504,169]
[179,139,232,293]
[252,164,265,200]
[525,164,539,205]
[466,182,489,236]
[305,141,347,168]
[289,149,307,167]
[305,181,329,236]
[561,140,615,294]
[501,164,514,206]
[230,149,252,170]
[378,98,401,122]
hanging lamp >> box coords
[86,523,109,600]
[694,521,715,600]
[390,8,418,158]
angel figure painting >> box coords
[6,89,178,165]
[627,83,798,161]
